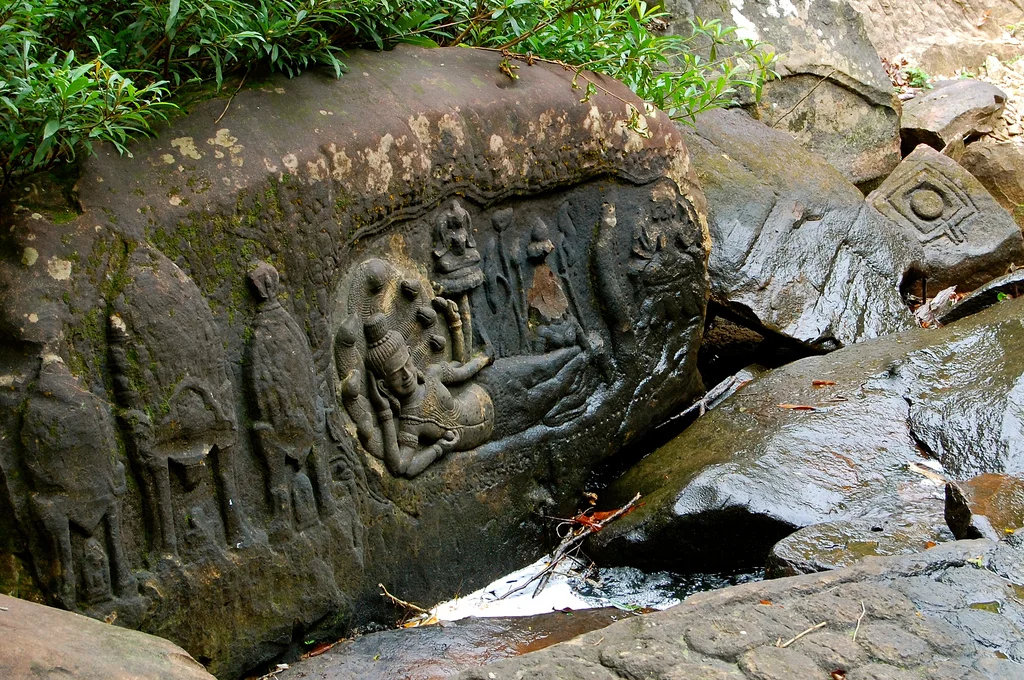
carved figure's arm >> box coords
[341,369,384,459]
[433,297,465,362]
[441,355,491,384]
[366,376,406,475]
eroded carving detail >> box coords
[109,248,250,556]
[20,354,135,607]
[248,262,337,540]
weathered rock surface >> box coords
[848,0,1024,75]
[869,144,1024,292]
[277,608,633,680]
[457,539,1024,679]
[961,137,1024,229]
[767,518,949,578]
[0,46,709,677]
[902,80,1008,153]
[667,0,901,187]
[681,108,917,349]
[938,268,1024,325]
[588,296,1024,574]
[0,593,213,680]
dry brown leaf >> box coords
[977,9,991,26]
[925,541,938,549]
[778,403,818,411]
[812,380,837,387]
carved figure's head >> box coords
[364,313,417,397]
[249,262,280,302]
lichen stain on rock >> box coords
[282,153,299,173]
[437,112,467,148]
[324,143,352,181]
[362,133,395,194]
[306,157,329,182]
[22,247,39,267]
[208,129,239,148]
[171,137,202,160]
[46,258,72,281]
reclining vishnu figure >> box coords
[360,312,494,478]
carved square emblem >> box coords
[875,161,978,245]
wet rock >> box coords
[767,519,950,578]
[946,474,1024,540]
[587,296,1024,574]
[901,80,1008,154]
[847,0,1024,76]
[0,46,709,677]
[961,137,1024,230]
[456,540,1024,679]
[0,594,213,679]
[682,108,917,349]
[666,0,900,187]
[869,144,1024,292]
[277,608,633,680]
[937,269,1024,325]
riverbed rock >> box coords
[766,519,950,578]
[847,0,1024,76]
[946,474,1024,540]
[0,593,213,679]
[457,539,1024,679]
[902,80,1008,154]
[869,144,1024,292]
[0,46,709,677]
[277,608,633,680]
[666,0,901,187]
[961,137,1024,230]
[587,295,1024,574]
[682,108,917,349]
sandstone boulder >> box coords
[961,137,1024,230]
[902,79,1008,153]
[869,144,1024,292]
[682,108,917,349]
[0,594,213,680]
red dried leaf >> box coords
[812,380,836,387]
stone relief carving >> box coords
[335,258,494,478]
[19,353,135,608]
[875,161,976,244]
[109,248,250,556]
[247,262,337,540]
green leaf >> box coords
[42,118,59,139]
[166,0,180,34]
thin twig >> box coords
[852,601,866,641]
[771,69,837,128]
[214,68,250,125]
[777,621,826,648]
[498,492,642,600]
[379,583,430,615]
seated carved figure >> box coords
[362,313,493,478]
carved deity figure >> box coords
[247,262,337,540]
[20,353,135,608]
[362,313,493,478]
[432,199,487,354]
[109,248,249,556]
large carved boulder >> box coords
[681,108,917,349]
[0,46,708,676]
[588,296,1024,574]
[666,0,901,187]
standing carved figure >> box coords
[20,354,134,608]
[432,199,486,357]
[247,262,337,540]
[109,248,249,556]
[362,313,493,478]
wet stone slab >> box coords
[456,539,1024,680]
